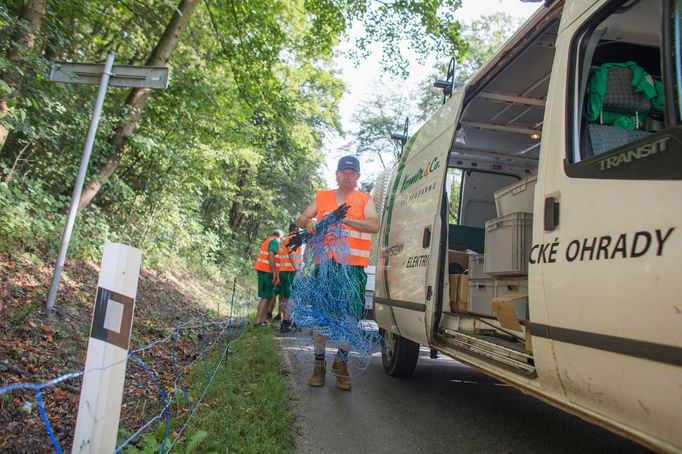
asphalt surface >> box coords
[277,331,651,454]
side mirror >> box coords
[390,117,410,156]
[433,56,458,104]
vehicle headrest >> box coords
[602,66,651,113]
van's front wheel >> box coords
[380,328,419,377]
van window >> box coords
[566,0,682,179]
[446,168,462,224]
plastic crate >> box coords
[494,278,529,321]
[484,213,533,276]
[494,174,537,217]
[468,254,490,280]
[467,279,495,317]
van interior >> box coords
[434,0,665,376]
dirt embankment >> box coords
[0,250,236,452]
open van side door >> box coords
[375,89,465,345]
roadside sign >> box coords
[46,52,169,311]
[50,62,170,89]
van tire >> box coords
[380,328,419,377]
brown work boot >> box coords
[332,357,352,391]
[308,359,326,387]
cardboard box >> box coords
[448,249,477,274]
[494,278,529,320]
[448,274,458,310]
[491,292,528,332]
[524,329,533,353]
[457,275,468,312]
[448,274,469,312]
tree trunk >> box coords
[228,163,251,234]
[0,0,47,150]
[77,0,201,211]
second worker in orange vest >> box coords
[295,155,379,391]
[253,229,283,326]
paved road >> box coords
[278,334,650,454]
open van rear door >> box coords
[374,89,465,345]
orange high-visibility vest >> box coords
[315,189,372,267]
[276,234,300,272]
[253,236,278,272]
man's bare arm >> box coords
[296,199,318,233]
[288,250,300,271]
[268,250,279,284]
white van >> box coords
[373,1,682,452]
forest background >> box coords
[0,0,522,287]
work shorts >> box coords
[311,263,367,318]
[275,271,296,299]
[257,271,275,298]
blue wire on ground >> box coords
[129,353,170,454]
[35,388,62,454]
[2,301,244,453]
[172,327,193,413]
[201,315,210,380]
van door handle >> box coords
[422,226,431,248]
[544,197,560,231]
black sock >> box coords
[314,353,325,361]
[336,349,349,361]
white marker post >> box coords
[72,242,142,454]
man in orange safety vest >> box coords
[295,155,379,391]
[253,229,283,326]
[275,222,302,333]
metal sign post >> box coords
[45,53,169,311]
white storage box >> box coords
[468,254,490,280]
[484,213,533,276]
[467,279,494,317]
[494,278,529,321]
[494,174,537,217]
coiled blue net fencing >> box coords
[287,205,382,371]
[0,280,250,453]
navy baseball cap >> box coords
[337,155,360,172]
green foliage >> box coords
[417,12,523,119]
[0,179,65,253]
[167,327,294,453]
[0,0,467,281]
[185,430,208,454]
[343,89,416,170]
[346,0,467,77]
[448,169,461,223]
[122,433,162,454]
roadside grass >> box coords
[164,325,295,453]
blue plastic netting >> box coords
[287,207,381,367]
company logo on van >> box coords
[598,136,670,171]
[400,156,440,192]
